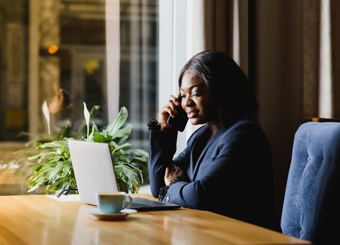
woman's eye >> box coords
[192,93,201,97]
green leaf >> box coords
[112,124,133,144]
[106,107,128,136]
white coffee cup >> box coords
[96,192,132,214]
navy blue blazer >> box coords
[148,119,280,231]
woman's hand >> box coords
[159,95,181,131]
[164,164,187,186]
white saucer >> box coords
[86,208,137,221]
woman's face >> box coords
[180,72,216,125]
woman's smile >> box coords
[186,110,198,118]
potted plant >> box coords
[8,103,149,195]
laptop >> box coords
[68,140,181,211]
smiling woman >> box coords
[148,50,281,232]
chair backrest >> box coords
[281,122,340,244]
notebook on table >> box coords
[68,140,181,211]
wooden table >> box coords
[0,194,311,245]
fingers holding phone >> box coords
[167,95,188,132]
[160,95,188,132]
[161,95,179,117]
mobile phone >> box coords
[167,97,188,132]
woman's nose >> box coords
[185,98,194,107]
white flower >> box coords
[83,102,90,139]
[42,101,51,135]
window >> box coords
[0,0,158,154]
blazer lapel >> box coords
[192,128,224,179]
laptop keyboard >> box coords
[126,197,181,210]
[129,202,152,209]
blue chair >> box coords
[281,122,340,244]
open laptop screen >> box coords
[68,140,181,211]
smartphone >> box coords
[167,97,188,132]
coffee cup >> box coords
[96,192,132,214]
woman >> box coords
[147,50,281,231]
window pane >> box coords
[0,1,29,141]
[119,0,158,150]
[0,0,158,193]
